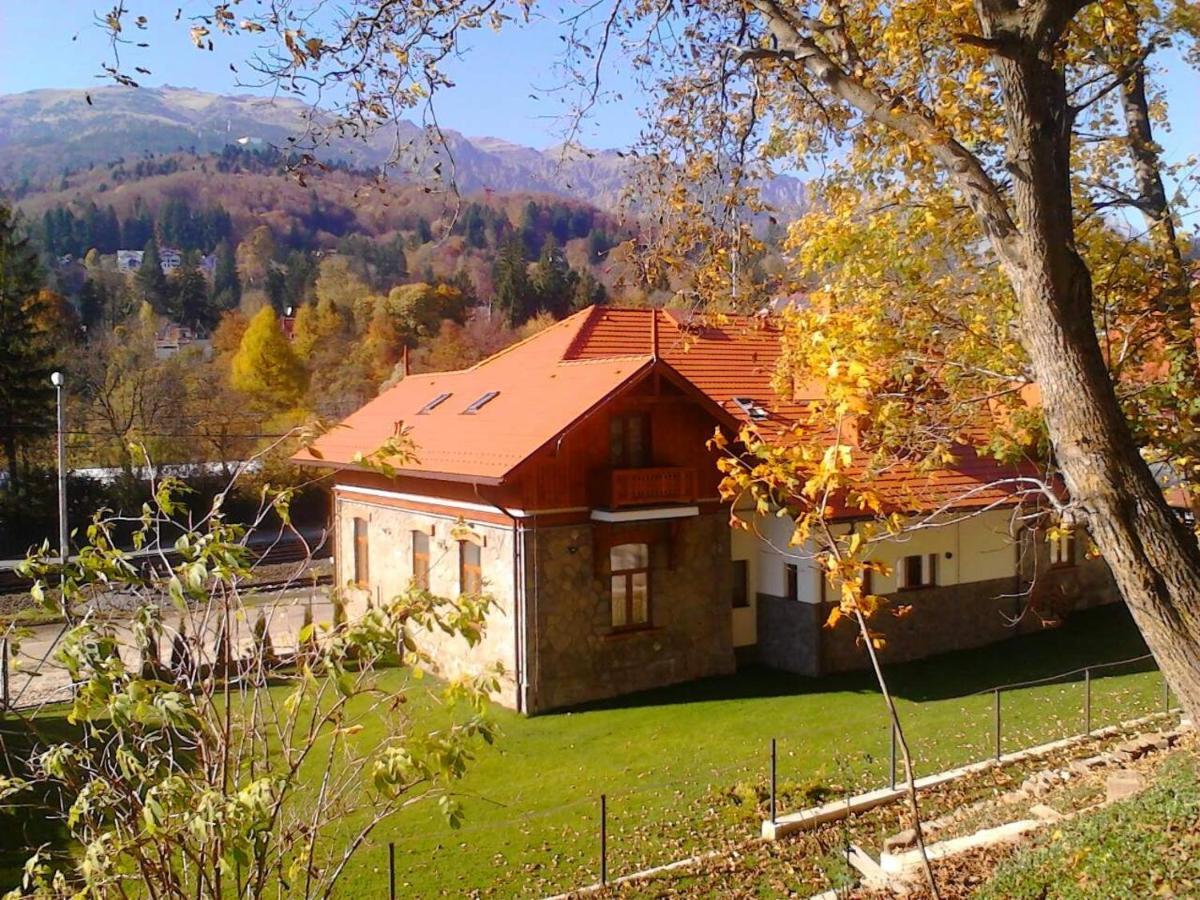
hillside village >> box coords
[3,4,1200,899]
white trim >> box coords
[334,483,589,519]
[336,483,518,517]
[590,506,700,523]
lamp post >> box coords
[50,371,67,565]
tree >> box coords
[6,467,498,898]
[230,306,309,411]
[492,234,531,326]
[172,252,213,332]
[530,236,578,319]
[236,225,277,293]
[136,237,170,315]
[212,239,241,312]
[0,204,56,493]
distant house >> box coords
[116,250,144,273]
[116,247,184,275]
[295,307,1121,713]
[159,247,183,272]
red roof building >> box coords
[297,306,1120,712]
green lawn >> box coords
[0,604,1170,898]
[335,604,1165,898]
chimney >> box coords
[650,309,659,361]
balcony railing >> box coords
[596,467,698,509]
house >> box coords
[117,250,144,273]
[295,307,1120,713]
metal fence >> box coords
[0,618,1175,897]
[377,651,1175,898]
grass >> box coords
[332,604,1165,897]
[978,751,1200,899]
[0,604,1169,897]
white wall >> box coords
[334,491,519,707]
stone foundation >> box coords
[756,593,821,676]
[819,557,1122,673]
[525,514,735,712]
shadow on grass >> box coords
[0,711,80,892]
[562,604,1150,715]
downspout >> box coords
[476,484,529,714]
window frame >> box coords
[412,530,430,590]
[899,553,937,590]
[731,559,750,609]
[609,411,651,469]
[459,540,482,595]
[1049,531,1077,568]
[610,542,652,630]
[352,517,369,588]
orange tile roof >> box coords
[297,312,654,481]
[296,305,1037,513]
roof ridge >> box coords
[465,306,596,371]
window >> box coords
[609,412,650,468]
[732,560,750,608]
[463,391,499,414]
[459,541,482,595]
[412,531,430,590]
[732,397,770,421]
[610,543,650,628]
[417,392,452,414]
[899,553,937,589]
[352,517,369,587]
[1050,531,1076,567]
[785,563,799,601]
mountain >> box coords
[0,87,806,215]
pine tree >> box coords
[212,239,241,311]
[230,306,308,410]
[173,253,212,332]
[0,204,55,492]
[136,237,170,315]
[530,236,577,319]
[492,234,531,326]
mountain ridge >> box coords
[0,86,806,215]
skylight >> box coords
[732,397,769,421]
[417,392,452,414]
[463,391,500,414]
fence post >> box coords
[1084,667,1091,736]
[1,637,8,713]
[388,842,396,900]
[770,738,777,824]
[599,794,608,887]
[889,721,897,790]
[993,688,1001,762]
[1164,672,1171,714]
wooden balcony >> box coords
[594,467,698,509]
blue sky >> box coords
[1,2,1197,166]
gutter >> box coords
[475,484,529,714]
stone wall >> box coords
[525,514,735,712]
[333,494,519,707]
[755,594,821,676]
[819,556,1122,673]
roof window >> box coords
[732,397,770,421]
[417,392,452,414]
[463,391,500,414]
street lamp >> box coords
[50,371,67,565]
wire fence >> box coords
[372,650,1175,898]
[0,613,1176,897]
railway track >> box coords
[0,538,331,595]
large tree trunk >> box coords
[984,6,1200,721]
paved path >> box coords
[5,587,339,710]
